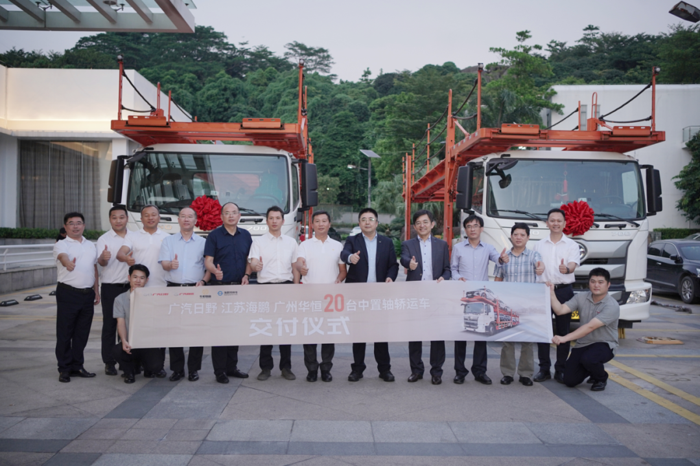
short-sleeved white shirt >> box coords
[248,232,299,283]
[53,236,97,288]
[123,228,169,287]
[533,234,581,284]
[96,229,137,284]
[297,236,344,284]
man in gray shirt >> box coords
[113,264,164,384]
[548,267,619,392]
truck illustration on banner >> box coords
[462,287,520,335]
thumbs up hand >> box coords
[214,264,223,281]
[409,255,418,271]
[66,256,77,272]
[126,250,135,266]
[349,250,361,265]
[500,248,510,264]
[559,258,568,274]
[171,254,179,270]
[100,245,111,262]
[535,260,545,276]
[251,256,264,273]
[299,258,308,276]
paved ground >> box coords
[0,283,699,466]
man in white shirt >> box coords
[116,204,168,378]
[249,206,300,381]
[96,205,136,376]
[294,210,347,382]
[533,208,581,384]
[53,212,100,383]
[159,207,210,382]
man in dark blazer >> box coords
[341,207,399,382]
[400,209,451,385]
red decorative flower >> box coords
[190,196,222,231]
[560,200,595,237]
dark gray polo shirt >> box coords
[564,292,619,352]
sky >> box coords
[0,0,690,81]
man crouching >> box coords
[547,267,619,392]
[113,264,163,384]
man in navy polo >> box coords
[204,202,253,384]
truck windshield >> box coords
[127,152,289,215]
[464,303,487,315]
[486,159,645,220]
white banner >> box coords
[129,280,553,348]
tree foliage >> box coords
[674,133,700,222]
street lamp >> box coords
[359,150,381,207]
[670,1,700,22]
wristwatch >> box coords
[244,273,250,279]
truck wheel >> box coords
[679,276,699,304]
[488,323,496,335]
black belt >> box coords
[102,283,129,287]
[57,282,94,294]
[167,281,198,287]
[209,280,241,286]
[258,280,293,285]
[554,283,573,290]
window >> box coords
[647,243,662,256]
[471,164,484,213]
[662,244,678,258]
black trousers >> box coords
[564,342,614,387]
[538,284,575,373]
[351,342,391,374]
[166,282,202,374]
[100,283,129,365]
[55,285,95,373]
[258,281,293,371]
[211,346,240,376]
[303,344,334,373]
[409,341,446,377]
[454,341,488,377]
[112,343,162,376]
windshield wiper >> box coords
[490,209,545,222]
[595,213,640,228]
[237,207,263,216]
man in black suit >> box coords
[341,208,399,382]
[400,209,451,385]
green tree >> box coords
[674,133,700,222]
[657,24,700,84]
[317,174,341,204]
[283,41,334,74]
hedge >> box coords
[652,228,700,240]
[0,227,104,240]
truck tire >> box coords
[488,323,496,335]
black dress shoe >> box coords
[321,371,332,382]
[586,377,596,384]
[533,370,551,382]
[143,371,155,378]
[591,380,607,391]
[519,376,533,386]
[431,375,442,385]
[227,369,249,379]
[348,371,363,382]
[500,375,514,385]
[216,373,230,384]
[71,368,96,378]
[169,371,184,382]
[306,371,318,382]
[58,372,70,383]
[188,371,199,382]
[407,373,423,383]
[554,371,565,384]
[475,374,492,385]
[105,364,117,376]
[124,374,135,384]
[379,371,395,382]
[453,374,466,384]
[155,369,167,379]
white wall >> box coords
[551,84,700,229]
[0,65,189,230]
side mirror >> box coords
[671,255,682,263]
[301,161,318,211]
[456,165,473,211]
[641,165,662,216]
[107,155,130,204]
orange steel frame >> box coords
[404,66,665,251]
[111,58,314,234]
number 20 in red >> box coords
[323,294,345,312]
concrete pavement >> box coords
[0,285,699,465]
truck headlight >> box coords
[626,289,651,304]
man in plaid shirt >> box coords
[494,223,545,386]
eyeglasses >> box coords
[360,217,376,223]
[465,224,481,230]
[66,222,84,226]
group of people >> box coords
[52,204,619,392]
